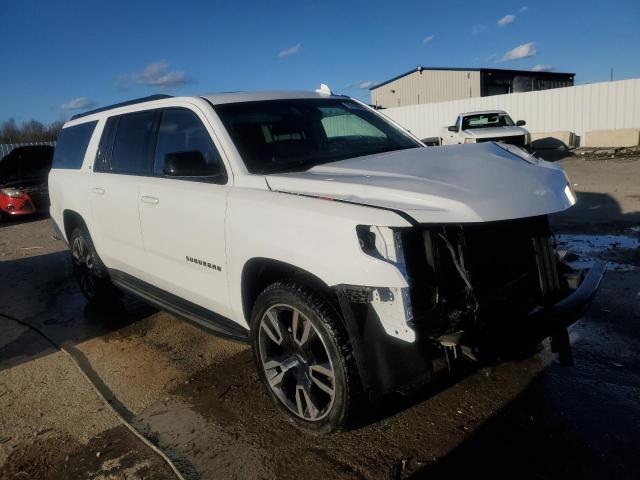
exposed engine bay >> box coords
[400,215,589,364]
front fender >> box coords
[226,187,412,327]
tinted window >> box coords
[154,108,224,178]
[215,99,419,174]
[93,117,118,172]
[52,121,97,169]
[110,111,156,174]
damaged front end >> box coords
[335,215,606,398]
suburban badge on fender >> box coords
[186,256,221,272]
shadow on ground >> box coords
[0,251,154,373]
[405,368,640,480]
[551,191,640,228]
[0,212,49,229]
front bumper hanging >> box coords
[336,261,607,397]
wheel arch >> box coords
[240,257,339,327]
[62,209,89,241]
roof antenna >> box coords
[315,84,332,95]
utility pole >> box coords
[610,68,614,82]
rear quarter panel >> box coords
[48,118,105,243]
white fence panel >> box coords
[379,79,640,143]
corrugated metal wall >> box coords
[378,79,640,141]
[0,142,55,157]
[371,70,481,108]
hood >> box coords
[265,143,575,224]
[464,126,527,138]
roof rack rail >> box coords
[70,94,173,120]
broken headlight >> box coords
[356,225,403,262]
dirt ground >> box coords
[1,153,639,480]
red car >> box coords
[0,145,54,221]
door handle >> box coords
[141,195,159,205]
[92,187,105,195]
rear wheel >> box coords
[69,227,117,303]
[250,281,360,434]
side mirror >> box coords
[516,120,526,126]
[163,151,220,177]
[447,125,458,132]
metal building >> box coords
[370,66,575,109]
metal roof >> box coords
[70,95,173,120]
[201,90,348,105]
[68,91,351,122]
[460,110,508,115]
[370,66,576,90]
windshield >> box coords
[215,99,420,174]
[461,113,515,130]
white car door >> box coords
[137,106,233,318]
[442,116,461,145]
[90,111,156,277]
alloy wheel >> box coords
[258,303,336,421]
[71,235,97,298]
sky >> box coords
[1,0,639,124]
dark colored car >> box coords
[0,145,54,221]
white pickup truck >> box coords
[440,110,531,149]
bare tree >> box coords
[0,118,63,144]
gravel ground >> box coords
[1,154,639,479]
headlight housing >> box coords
[464,138,476,144]
[355,225,415,341]
[357,225,403,262]
[1,187,24,198]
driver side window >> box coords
[154,108,225,182]
[454,116,461,131]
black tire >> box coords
[69,227,118,303]
[250,280,361,434]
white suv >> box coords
[49,91,605,434]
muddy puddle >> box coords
[556,228,640,271]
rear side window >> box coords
[52,121,97,169]
[154,108,225,180]
[109,111,156,174]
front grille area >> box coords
[402,216,557,337]
[476,135,526,147]
[21,185,49,210]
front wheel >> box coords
[250,281,361,434]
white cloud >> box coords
[499,42,537,62]
[519,6,529,13]
[117,61,190,90]
[472,24,487,35]
[60,97,96,111]
[422,34,435,44]
[348,80,375,89]
[532,64,553,72]
[278,43,302,58]
[497,14,516,26]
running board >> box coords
[109,269,250,344]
